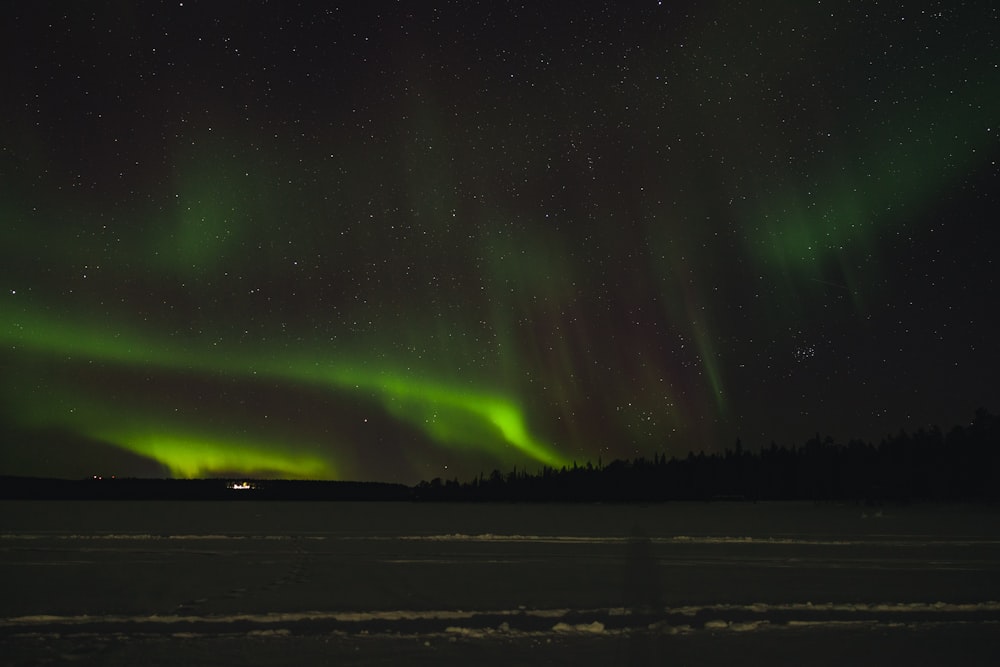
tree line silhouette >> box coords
[3,409,997,501]
[414,408,1000,503]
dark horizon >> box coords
[4,407,997,504]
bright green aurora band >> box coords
[1,3,996,482]
[1,309,569,478]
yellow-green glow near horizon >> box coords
[91,431,335,479]
[1,308,569,476]
[0,377,339,479]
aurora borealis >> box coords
[1,2,997,483]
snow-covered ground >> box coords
[2,501,999,665]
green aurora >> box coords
[1,2,997,482]
[1,308,569,478]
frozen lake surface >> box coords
[2,501,999,665]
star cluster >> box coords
[1,2,997,483]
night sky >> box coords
[1,1,997,484]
